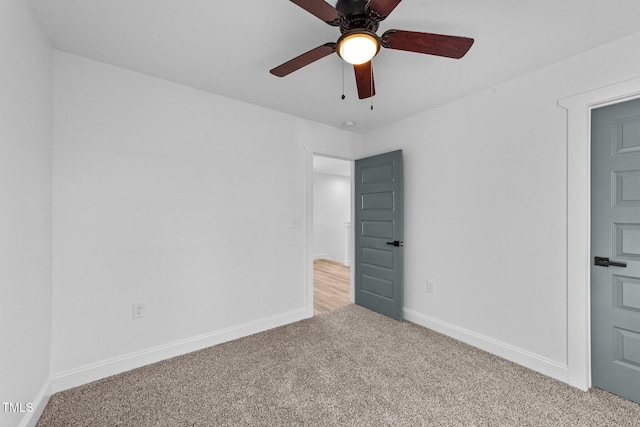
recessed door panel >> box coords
[362,191,394,210]
[361,220,394,240]
[361,162,394,184]
[362,247,394,269]
[614,115,640,154]
[614,170,640,206]
[361,274,394,299]
[615,328,640,368]
[615,276,640,313]
[614,223,640,260]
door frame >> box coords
[304,144,358,318]
[559,76,640,391]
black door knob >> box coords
[594,256,626,268]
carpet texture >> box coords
[38,305,640,426]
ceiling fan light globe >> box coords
[338,33,380,65]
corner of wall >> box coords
[19,380,52,427]
[51,308,306,393]
[404,309,569,384]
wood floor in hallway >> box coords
[313,259,351,315]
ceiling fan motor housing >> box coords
[336,0,379,33]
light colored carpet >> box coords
[38,305,640,426]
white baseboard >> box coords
[404,308,569,384]
[51,308,307,393]
[19,380,51,427]
[313,253,329,260]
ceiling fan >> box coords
[270,0,475,99]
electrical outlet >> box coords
[427,281,436,294]
[132,302,146,319]
[291,217,303,229]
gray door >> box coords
[354,150,403,321]
[591,98,640,403]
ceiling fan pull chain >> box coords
[341,61,346,100]
[370,62,374,110]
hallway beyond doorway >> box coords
[313,259,350,315]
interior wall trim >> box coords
[404,308,569,384]
[50,308,307,393]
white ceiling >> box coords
[27,0,640,134]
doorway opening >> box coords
[312,155,353,315]
[559,76,640,391]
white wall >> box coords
[313,173,351,264]
[51,51,361,390]
[6,10,638,419]
[0,1,52,426]
[361,32,640,384]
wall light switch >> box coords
[132,302,146,319]
[427,281,436,294]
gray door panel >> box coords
[591,98,640,403]
[355,150,403,321]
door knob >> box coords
[594,256,627,268]
[386,241,404,247]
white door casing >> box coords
[559,76,640,391]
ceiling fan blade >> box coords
[381,30,474,59]
[270,43,336,77]
[290,0,341,26]
[354,61,375,99]
[368,0,402,21]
